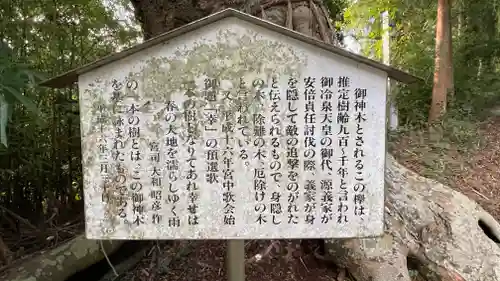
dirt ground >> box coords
[125,240,343,281]
[390,116,500,219]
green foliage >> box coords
[323,0,350,41]
[0,0,140,228]
[0,42,45,147]
[343,0,500,126]
[323,0,349,21]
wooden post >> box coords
[382,11,398,130]
[227,240,245,281]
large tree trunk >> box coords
[130,0,337,45]
[429,0,454,123]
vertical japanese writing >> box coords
[110,79,127,222]
[126,79,143,226]
[98,85,111,216]
[336,76,350,224]
[82,46,392,240]
[353,87,367,217]
[149,140,162,225]
[221,85,236,226]
[253,78,268,225]
[303,76,317,225]
[165,100,180,227]
[203,78,222,222]
[184,89,200,226]
[268,76,282,225]
[235,78,250,224]
[97,102,109,183]
[319,76,334,224]
[285,77,299,225]
[146,75,161,226]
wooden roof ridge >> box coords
[40,8,421,88]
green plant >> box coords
[0,42,44,147]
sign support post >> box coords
[227,240,245,281]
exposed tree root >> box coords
[325,154,500,281]
[3,234,123,281]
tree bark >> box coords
[130,0,337,45]
[2,234,124,281]
[0,234,12,266]
[429,0,454,123]
[325,154,500,281]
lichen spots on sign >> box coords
[133,29,305,100]
[124,28,306,143]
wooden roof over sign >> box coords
[40,8,421,88]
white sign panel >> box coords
[79,17,387,240]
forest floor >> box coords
[2,116,500,281]
[389,116,500,218]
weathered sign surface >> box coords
[79,13,387,240]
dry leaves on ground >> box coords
[130,240,345,281]
[390,116,500,219]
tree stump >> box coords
[325,154,500,281]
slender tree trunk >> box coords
[429,0,454,123]
[447,0,453,96]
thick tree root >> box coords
[3,234,123,281]
[0,235,12,266]
[325,154,500,281]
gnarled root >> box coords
[2,234,124,281]
[325,154,500,281]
